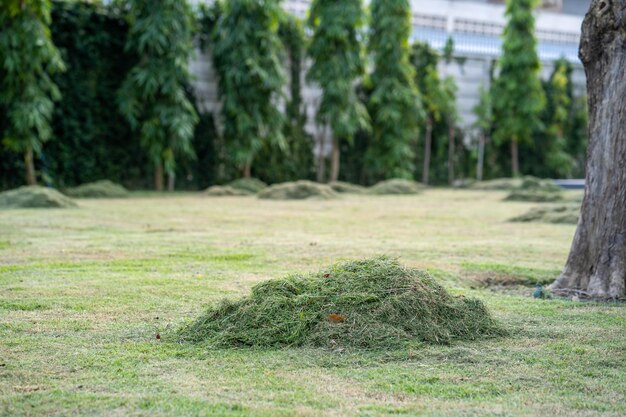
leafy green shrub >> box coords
[329,181,366,194]
[511,204,579,224]
[205,186,250,197]
[227,178,267,194]
[258,181,338,200]
[64,180,129,198]
[368,179,423,195]
[180,257,505,349]
[0,186,77,209]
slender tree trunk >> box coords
[551,0,626,300]
[167,172,175,192]
[330,137,340,183]
[511,140,519,177]
[243,161,251,178]
[316,125,327,183]
[422,118,433,185]
[477,133,486,181]
[448,125,456,185]
[24,146,37,186]
[154,162,164,192]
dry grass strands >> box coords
[0,186,77,209]
[368,179,424,195]
[64,180,129,198]
[180,257,506,349]
[329,181,367,194]
[258,181,338,200]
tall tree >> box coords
[366,0,421,181]
[441,76,460,184]
[410,42,444,185]
[211,0,285,179]
[551,0,626,300]
[307,0,369,182]
[118,0,198,191]
[492,0,545,177]
[0,0,65,185]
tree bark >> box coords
[24,146,37,186]
[243,161,251,178]
[477,133,486,182]
[448,125,456,185]
[511,140,519,177]
[330,137,340,183]
[551,0,626,300]
[422,118,433,185]
[154,161,164,192]
[167,172,176,192]
[316,125,327,183]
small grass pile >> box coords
[258,180,338,200]
[64,180,129,198]
[329,181,366,194]
[504,177,563,202]
[368,179,423,195]
[205,186,250,197]
[511,204,580,225]
[471,176,561,192]
[180,257,505,349]
[227,178,267,194]
[0,186,77,209]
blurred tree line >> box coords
[0,0,588,191]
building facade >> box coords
[191,0,587,154]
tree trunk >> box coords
[24,146,37,186]
[154,162,164,192]
[477,133,486,182]
[243,161,251,178]
[511,140,519,177]
[330,137,340,183]
[422,118,433,185]
[551,0,626,300]
[167,172,175,192]
[316,126,327,183]
[448,125,456,185]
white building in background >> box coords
[191,0,587,154]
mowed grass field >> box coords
[0,189,624,417]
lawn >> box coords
[0,190,624,416]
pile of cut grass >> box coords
[180,257,505,349]
[510,204,580,225]
[205,186,250,197]
[329,181,366,194]
[504,190,564,202]
[368,179,423,195]
[0,186,77,209]
[258,180,338,200]
[64,180,129,198]
[472,176,561,192]
[227,178,267,194]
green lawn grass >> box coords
[0,190,624,416]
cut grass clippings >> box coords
[64,180,129,198]
[368,179,423,195]
[258,180,338,200]
[0,186,77,209]
[180,257,506,349]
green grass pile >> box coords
[510,204,580,225]
[368,179,423,195]
[258,180,338,200]
[64,180,129,198]
[470,177,525,190]
[227,178,267,194]
[504,190,564,202]
[0,186,77,209]
[329,181,366,194]
[205,186,250,197]
[180,257,505,349]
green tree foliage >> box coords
[118,0,198,191]
[0,0,65,185]
[366,0,422,181]
[492,0,545,176]
[307,0,369,182]
[255,14,314,183]
[211,0,286,178]
[472,85,494,181]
